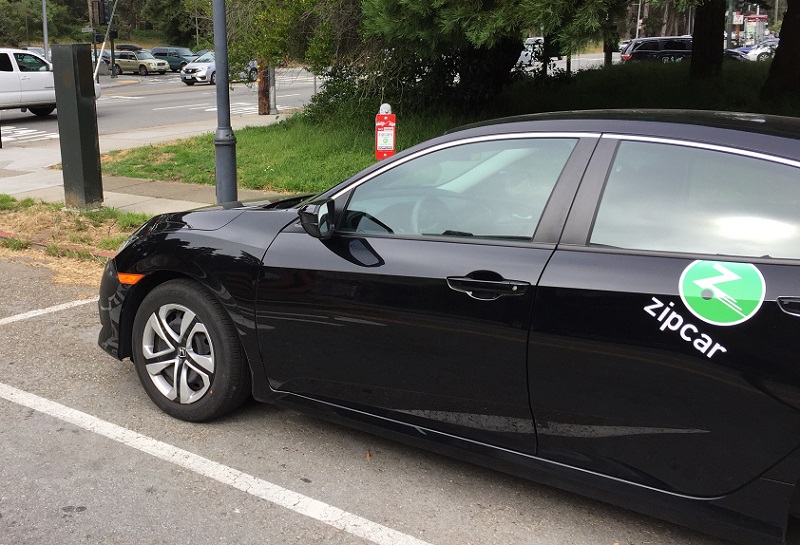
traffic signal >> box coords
[98,1,109,24]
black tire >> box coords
[113,64,122,76]
[131,279,251,422]
[209,71,216,85]
[183,81,195,86]
[138,65,149,76]
[757,52,771,61]
[29,107,55,117]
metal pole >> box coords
[726,0,734,48]
[268,66,277,114]
[41,0,49,61]
[212,0,237,204]
[635,1,643,38]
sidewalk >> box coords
[0,78,289,215]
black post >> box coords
[52,44,103,210]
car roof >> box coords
[441,109,800,161]
[0,47,45,55]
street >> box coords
[0,67,317,146]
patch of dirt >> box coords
[0,247,103,286]
[0,203,138,287]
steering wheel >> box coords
[410,196,450,234]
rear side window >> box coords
[13,53,48,72]
[0,53,12,72]
[664,39,688,50]
[590,140,800,259]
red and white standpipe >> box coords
[375,103,396,160]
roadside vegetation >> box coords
[0,195,149,257]
[102,59,794,195]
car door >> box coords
[116,52,133,72]
[256,134,596,453]
[530,135,800,497]
[0,52,22,107]
[12,52,54,104]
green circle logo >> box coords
[679,260,766,326]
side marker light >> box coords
[118,273,145,285]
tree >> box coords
[690,0,725,79]
[761,0,800,107]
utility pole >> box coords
[41,0,50,61]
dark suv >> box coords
[150,46,197,72]
[620,36,692,63]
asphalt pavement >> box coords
[0,75,288,215]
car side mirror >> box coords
[298,199,335,240]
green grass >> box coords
[45,245,102,262]
[101,61,799,195]
[97,234,130,251]
[0,195,37,211]
[1,238,31,250]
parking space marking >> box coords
[0,297,99,326]
[0,381,433,545]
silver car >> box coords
[180,51,215,85]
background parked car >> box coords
[620,36,692,63]
[739,38,779,61]
[0,47,100,116]
[151,46,197,72]
[180,51,215,85]
[114,50,168,75]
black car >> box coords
[98,110,800,545]
[620,35,692,63]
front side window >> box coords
[341,138,577,241]
[590,140,800,259]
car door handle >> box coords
[777,297,800,317]
[446,276,530,301]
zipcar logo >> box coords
[679,260,766,327]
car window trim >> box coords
[602,133,800,169]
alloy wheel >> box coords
[140,303,214,404]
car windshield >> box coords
[194,52,214,63]
[135,51,156,60]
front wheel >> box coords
[131,279,251,422]
[209,71,216,85]
[113,64,122,76]
[757,52,771,61]
[29,107,55,117]
[138,65,149,76]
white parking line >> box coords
[0,381,433,545]
[0,297,99,326]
